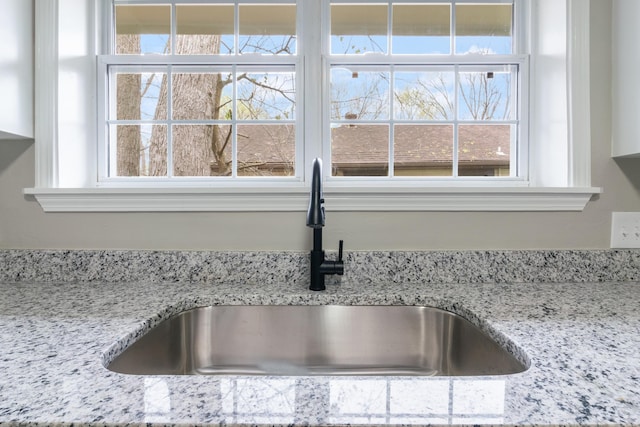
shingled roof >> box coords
[331,124,510,167]
[230,123,511,174]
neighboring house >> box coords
[221,124,510,177]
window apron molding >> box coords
[24,186,595,212]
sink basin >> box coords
[107,305,527,376]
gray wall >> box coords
[1,0,639,251]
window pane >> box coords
[111,124,167,177]
[176,5,234,54]
[394,125,453,176]
[392,4,450,54]
[237,124,295,176]
[331,4,387,54]
[455,3,512,55]
[394,69,455,120]
[239,4,296,55]
[115,5,171,54]
[116,71,167,121]
[113,124,142,177]
[458,124,511,177]
[458,66,514,121]
[172,71,233,121]
[331,68,390,121]
[331,125,389,177]
[115,73,141,121]
[173,125,231,176]
[237,71,296,120]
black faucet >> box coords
[306,158,344,291]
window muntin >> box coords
[329,65,519,178]
[104,1,298,180]
[329,2,514,56]
[114,2,296,55]
[326,0,522,179]
[103,0,523,183]
[107,64,297,178]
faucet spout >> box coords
[306,158,325,228]
[306,158,344,291]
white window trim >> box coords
[24,0,600,212]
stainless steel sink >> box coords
[107,305,527,376]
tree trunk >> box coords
[116,34,141,176]
[149,34,231,176]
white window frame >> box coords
[98,60,303,185]
[98,0,303,185]
[25,0,600,212]
[322,0,527,185]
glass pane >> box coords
[331,68,390,121]
[239,5,296,55]
[458,124,511,176]
[172,71,233,120]
[392,4,450,54]
[237,124,295,176]
[394,125,453,177]
[331,4,387,54]
[116,71,167,121]
[148,124,169,176]
[115,73,141,120]
[331,125,389,177]
[176,5,234,54]
[455,3,512,54]
[173,125,231,176]
[236,71,296,120]
[115,5,171,54]
[113,124,142,177]
[458,66,514,121]
[111,124,167,177]
[394,69,455,120]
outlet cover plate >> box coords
[611,212,640,248]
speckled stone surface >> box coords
[1,249,639,284]
[0,279,639,426]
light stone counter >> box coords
[0,278,639,426]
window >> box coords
[102,1,299,181]
[26,0,599,211]
[101,0,524,184]
[326,1,524,180]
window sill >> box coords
[23,186,601,212]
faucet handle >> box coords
[334,240,345,276]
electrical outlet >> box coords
[611,212,640,248]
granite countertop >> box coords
[0,279,639,427]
